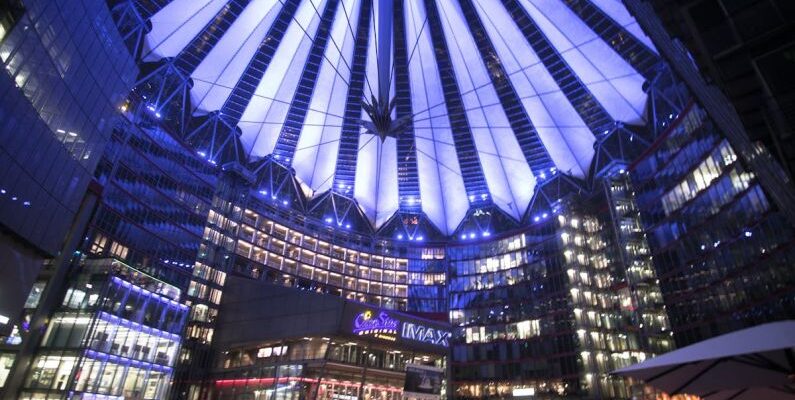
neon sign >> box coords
[353,310,399,341]
[401,322,450,347]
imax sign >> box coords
[401,322,451,347]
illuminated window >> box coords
[90,234,108,254]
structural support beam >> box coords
[501,0,615,136]
[564,0,659,79]
[392,0,420,210]
[377,0,393,103]
[333,0,374,193]
[219,0,302,124]
[456,0,556,177]
[423,0,490,205]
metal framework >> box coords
[107,0,710,239]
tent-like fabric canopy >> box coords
[613,321,795,398]
[136,0,659,234]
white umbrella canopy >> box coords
[612,321,795,398]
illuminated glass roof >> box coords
[136,0,658,235]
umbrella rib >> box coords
[672,358,724,395]
[643,362,699,384]
[786,348,795,371]
[723,388,748,400]
[734,354,790,373]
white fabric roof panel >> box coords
[435,0,535,220]
[189,0,283,114]
[520,0,647,125]
[143,0,228,62]
[293,0,362,196]
[354,13,399,229]
[242,0,329,158]
[405,0,469,235]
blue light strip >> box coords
[422,0,490,206]
[111,276,189,311]
[392,0,421,210]
[84,349,173,373]
[97,311,182,342]
[332,0,374,193]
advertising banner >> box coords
[403,364,444,400]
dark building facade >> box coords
[0,0,136,337]
[1,0,795,399]
[625,0,795,346]
[447,191,673,399]
[0,0,137,395]
[642,0,795,178]
[628,94,795,345]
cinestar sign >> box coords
[353,310,399,341]
[351,310,451,347]
[401,322,450,347]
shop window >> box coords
[109,241,129,259]
[23,281,46,309]
[256,345,287,358]
[89,234,108,255]
[0,352,15,387]
[25,354,78,390]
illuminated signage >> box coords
[353,310,399,341]
[512,387,535,397]
[401,322,450,347]
[350,310,451,347]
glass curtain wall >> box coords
[20,259,187,400]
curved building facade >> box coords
[0,0,795,400]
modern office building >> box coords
[20,258,188,399]
[1,0,794,399]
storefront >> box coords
[210,277,450,400]
[18,259,187,400]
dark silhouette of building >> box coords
[642,0,795,178]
